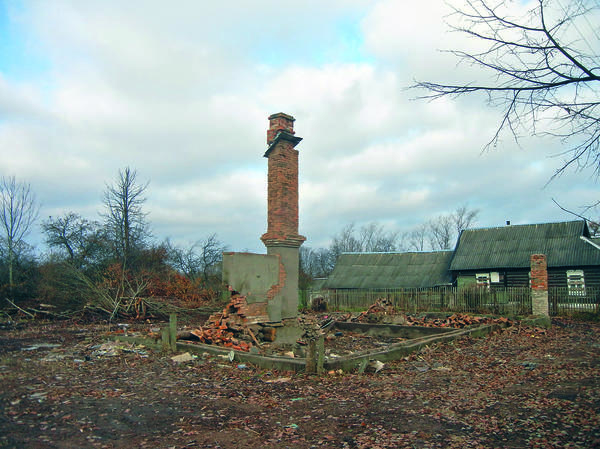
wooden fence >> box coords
[549,286,600,316]
[307,287,533,316]
[306,286,600,317]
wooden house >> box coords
[449,220,600,294]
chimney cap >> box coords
[268,112,295,122]
[264,131,303,157]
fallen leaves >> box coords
[1,318,599,448]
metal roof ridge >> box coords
[341,250,453,255]
[462,219,584,232]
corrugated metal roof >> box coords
[450,220,600,270]
[324,251,454,289]
[310,278,328,290]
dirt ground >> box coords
[1,317,599,449]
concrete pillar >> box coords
[530,254,549,317]
[261,113,306,321]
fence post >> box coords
[305,334,325,375]
[169,313,178,352]
[316,335,325,375]
[161,328,171,352]
[305,340,316,373]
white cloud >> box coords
[0,0,595,254]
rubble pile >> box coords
[178,293,285,352]
[404,313,511,328]
[352,298,396,322]
[347,299,512,328]
[180,293,256,351]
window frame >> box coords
[566,269,586,296]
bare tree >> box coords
[413,0,599,178]
[552,198,600,235]
[429,215,454,250]
[320,222,402,276]
[330,222,400,257]
[0,176,39,291]
[168,234,228,284]
[42,212,108,269]
[589,220,600,236]
[199,234,228,283]
[102,167,150,269]
[358,222,400,252]
[407,205,480,251]
[406,223,429,251]
[330,223,362,257]
[300,246,337,280]
[452,204,480,236]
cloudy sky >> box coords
[0,0,598,254]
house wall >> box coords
[455,266,600,289]
[455,269,528,288]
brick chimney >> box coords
[261,112,306,248]
[260,112,305,320]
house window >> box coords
[567,270,585,296]
[476,273,490,288]
[490,272,500,283]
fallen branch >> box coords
[247,327,262,347]
[4,297,35,318]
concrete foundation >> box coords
[113,320,507,373]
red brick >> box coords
[530,254,548,291]
[261,113,306,247]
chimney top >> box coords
[267,112,296,146]
[268,112,295,122]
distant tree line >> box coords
[0,168,227,319]
[299,205,480,287]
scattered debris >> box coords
[404,313,511,328]
[28,392,47,402]
[21,343,62,351]
[91,341,148,358]
[349,299,512,329]
[171,352,196,363]
[310,296,327,312]
[2,317,599,448]
[521,361,538,370]
[352,298,396,322]
[264,377,292,384]
[368,360,385,373]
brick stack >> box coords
[530,254,548,290]
[260,112,306,247]
[530,254,549,317]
